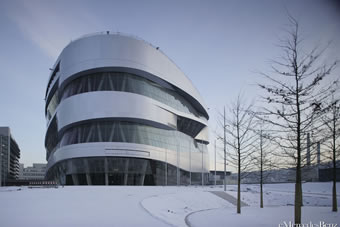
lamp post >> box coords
[215,136,225,186]
[216,107,228,190]
[214,139,216,186]
[223,107,227,191]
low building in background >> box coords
[19,163,46,180]
[318,160,340,182]
[227,164,333,185]
[208,170,231,185]
[0,127,20,186]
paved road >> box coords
[209,191,248,207]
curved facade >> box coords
[44,33,209,185]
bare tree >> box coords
[251,122,276,208]
[321,91,340,212]
[218,95,257,214]
[257,14,337,224]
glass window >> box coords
[61,72,205,118]
[46,89,59,121]
[59,120,207,154]
[45,118,59,160]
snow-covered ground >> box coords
[226,182,337,207]
[0,182,339,227]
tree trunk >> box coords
[333,168,337,212]
[260,175,263,208]
[237,152,241,213]
[294,62,302,224]
[260,131,264,208]
[332,121,338,212]
[295,166,302,224]
[237,112,241,214]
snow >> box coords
[0,183,339,227]
[224,182,337,207]
[141,188,233,227]
[187,206,340,227]
[0,186,170,227]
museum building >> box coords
[44,32,209,185]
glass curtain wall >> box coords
[46,157,209,186]
[61,72,203,118]
[59,120,207,155]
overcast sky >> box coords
[0,0,339,171]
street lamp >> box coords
[215,137,223,186]
[223,107,228,192]
[214,139,216,186]
[216,107,228,191]
[200,140,204,186]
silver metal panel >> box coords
[57,91,207,131]
[46,142,210,173]
[56,34,207,113]
[195,126,209,142]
